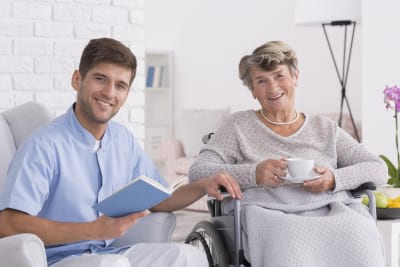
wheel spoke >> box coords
[184,221,229,267]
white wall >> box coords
[145,0,362,121]
[145,0,400,168]
[0,0,146,141]
[362,0,400,162]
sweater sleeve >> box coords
[188,114,258,188]
[332,127,387,191]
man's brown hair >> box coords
[79,38,137,86]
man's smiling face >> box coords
[72,62,132,132]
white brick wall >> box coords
[0,0,146,142]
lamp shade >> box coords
[295,0,361,26]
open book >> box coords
[93,175,187,217]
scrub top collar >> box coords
[66,103,111,149]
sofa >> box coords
[0,102,176,267]
[159,110,362,211]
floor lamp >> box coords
[295,0,361,142]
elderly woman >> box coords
[188,41,386,267]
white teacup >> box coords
[287,158,314,178]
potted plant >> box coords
[379,85,400,198]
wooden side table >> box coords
[377,219,400,267]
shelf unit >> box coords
[144,51,174,164]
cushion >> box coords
[175,157,196,175]
[175,108,230,157]
[321,113,362,140]
[0,115,16,188]
[0,102,52,189]
[2,102,52,148]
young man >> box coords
[0,38,241,266]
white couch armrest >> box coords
[0,233,47,267]
[112,212,176,247]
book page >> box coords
[114,175,186,196]
[140,175,170,194]
[169,175,188,192]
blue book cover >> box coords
[146,66,155,87]
[93,175,172,217]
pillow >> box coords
[175,108,230,157]
[321,113,362,141]
[0,116,16,188]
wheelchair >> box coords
[184,133,377,267]
[184,183,376,267]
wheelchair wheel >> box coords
[185,221,229,267]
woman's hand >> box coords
[303,167,335,192]
[256,158,287,187]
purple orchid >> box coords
[384,85,400,112]
[381,85,400,187]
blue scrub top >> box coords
[0,104,167,264]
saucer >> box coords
[283,174,321,183]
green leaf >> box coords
[379,155,398,180]
[388,177,397,186]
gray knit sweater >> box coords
[189,110,386,210]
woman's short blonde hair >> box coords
[239,41,298,91]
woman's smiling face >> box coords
[250,64,298,114]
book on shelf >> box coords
[160,66,169,87]
[146,66,155,87]
[152,66,162,88]
[158,66,165,87]
[146,65,168,88]
[93,175,187,217]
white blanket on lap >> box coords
[241,193,384,267]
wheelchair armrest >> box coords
[206,186,232,216]
[349,182,377,222]
[350,182,376,197]
[207,191,235,217]
[206,192,232,201]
